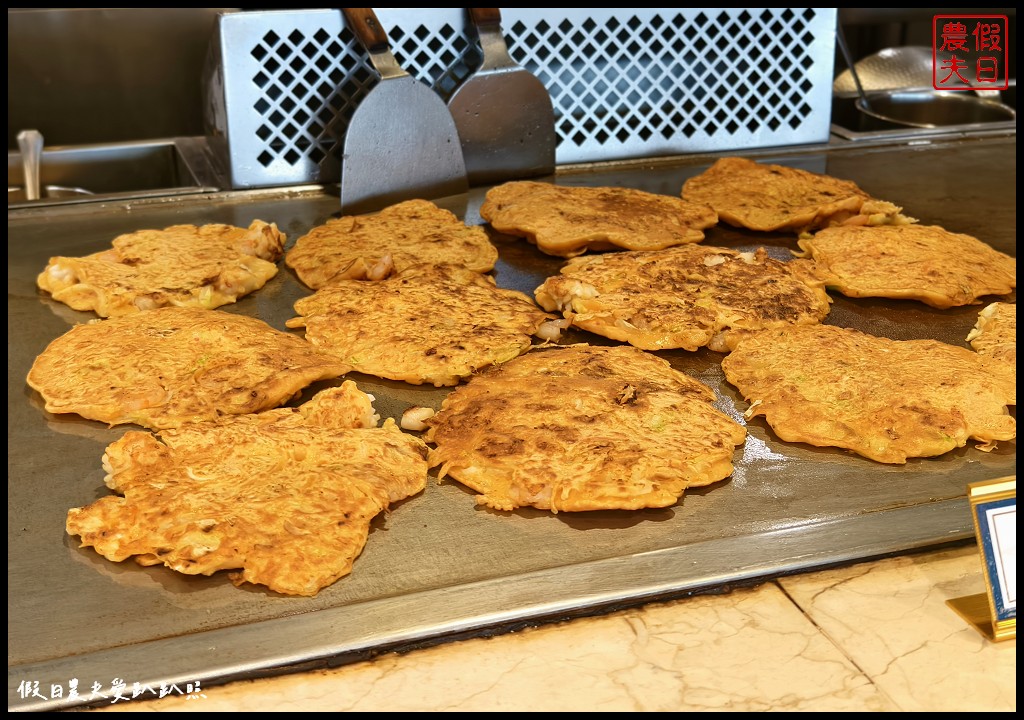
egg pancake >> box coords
[796,224,1016,308]
[37,220,285,317]
[424,344,746,512]
[478,180,719,258]
[967,302,1016,365]
[681,157,914,234]
[27,307,349,430]
[287,264,554,386]
[721,325,1017,464]
[285,199,498,289]
[535,245,832,352]
[65,383,429,597]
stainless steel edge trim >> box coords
[8,498,971,712]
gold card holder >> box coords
[947,476,1016,642]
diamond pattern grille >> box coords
[213,9,832,187]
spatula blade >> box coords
[341,76,468,216]
[448,70,557,186]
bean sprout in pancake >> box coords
[424,344,746,512]
[681,157,914,234]
[287,264,555,386]
[479,180,718,258]
[65,383,429,597]
[36,220,284,317]
[722,325,1016,464]
[796,224,1016,309]
[27,307,350,430]
[535,245,832,352]
[285,199,498,288]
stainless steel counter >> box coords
[7,135,1016,712]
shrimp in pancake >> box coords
[681,156,914,234]
[287,264,555,386]
[27,307,349,430]
[36,220,285,317]
[967,302,1016,365]
[721,324,1017,464]
[478,180,718,258]
[285,199,498,288]
[535,244,832,352]
[424,344,746,512]
[65,383,429,597]
[795,224,1016,309]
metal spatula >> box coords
[340,8,468,215]
[447,8,557,186]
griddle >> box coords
[7,135,1016,712]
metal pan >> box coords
[7,136,1016,712]
[856,90,1016,129]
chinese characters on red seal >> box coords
[933,15,1009,90]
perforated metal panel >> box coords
[203,9,837,188]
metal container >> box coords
[856,90,1016,129]
[203,8,838,189]
[831,85,1017,142]
[6,138,222,209]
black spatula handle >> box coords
[343,8,391,53]
[468,8,502,30]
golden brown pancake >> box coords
[424,344,746,512]
[967,302,1016,365]
[721,325,1016,464]
[66,383,429,596]
[27,307,349,430]
[681,157,914,234]
[535,245,832,352]
[478,180,719,258]
[285,199,498,288]
[287,264,554,386]
[37,220,284,317]
[796,224,1016,308]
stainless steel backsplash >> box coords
[8,8,839,190]
[204,9,838,189]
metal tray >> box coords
[7,136,1016,712]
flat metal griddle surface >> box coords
[8,137,1016,711]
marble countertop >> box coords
[86,542,1015,712]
